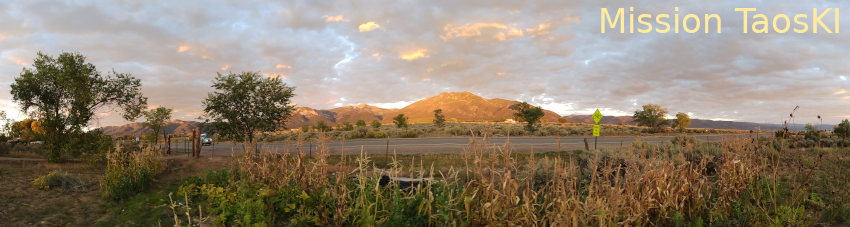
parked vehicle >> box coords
[201,133,213,146]
[30,141,43,144]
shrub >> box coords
[671,134,698,146]
[402,129,418,138]
[33,169,91,192]
[100,143,164,200]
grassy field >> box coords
[247,122,754,143]
[1,132,849,226]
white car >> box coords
[30,141,43,144]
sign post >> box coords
[592,109,603,150]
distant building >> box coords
[505,119,517,124]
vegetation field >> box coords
[2,131,849,226]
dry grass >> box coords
[166,124,850,226]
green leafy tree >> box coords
[0,111,12,142]
[513,102,544,132]
[313,121,332,132]
[11,52,147,162]
[393,114,409,128]
[356,119,367,127]
[632,104,670,132]
[301,125,310,132]
[338,122,354,131]
[11,118,39,142]
[671,112,691,132]
[834,119,850,144]
[433,109,446,128]
[804,123,820,140]
[201,71,296,154]
[371,120,382,129]
[142,106,173,144]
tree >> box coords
[313,121,332,132]
[142,106,173,144]
[202,71,296,155]
[0,111,12,142]
[498,117,506,122]
[835,119,850,146]
[632,104,670,131]
[558,117,568,123]
[338,122,354,131]
[356,119,367,127]
[393,114,409,128]
[11,118,39,142]
[804,123,820,140]
[371,120,382,129]
[433,109,446,128]
[513,102,544,132]
[11,52,147,162]
[301,125,310,132]
[671,112,691,132]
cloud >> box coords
[441,23,508,40]
[325,99,338,104]
[221,65,230,71]
[399,49,428,61]
[323,15,349,22]
[835,90,846,94]
[359,22,380,32]
[1,0,849,127]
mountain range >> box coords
[97,92,795,137]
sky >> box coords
[0,0,849,127]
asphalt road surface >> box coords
[166,134,771,156]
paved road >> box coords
[165,134,771,156]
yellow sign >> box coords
[592,109,603,124]
[593,124,600,137]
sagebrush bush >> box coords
[33,169,91,192]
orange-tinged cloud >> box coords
[422,78,430,81]
[400,49,429,61]
[276,64,291,69]
[359,22,381,32]
[326,99,338,104]
[835,89,846,94]
[426,67,433,73]
[323,15,349,22]
[221,65,230,71]
[178,46,190,52]
[262,73,286,79]
[526,23,552,37]
[441,23,508,40]
[0,34,10,41]
[373,53,382,61]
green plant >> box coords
[11,51,148,162]
[201,71,296,155]
[402,129,418,138]
[433,109,446,128]
[393,114,409,128]
[513,102,544,132]
[805,123,820,140]
[141,106,173,144]
[632,103,671,132]
[671,112,691,132]
[301,125,310,132]
[313,121,332,132]
[356,120,367,127]
[371,120,382,129]
[100,144,163,200]
[33,169,91,192]
[338,122,354,131]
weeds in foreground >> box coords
[100,142,164,201]
[160,129,850,226]
[32,169,92,192]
